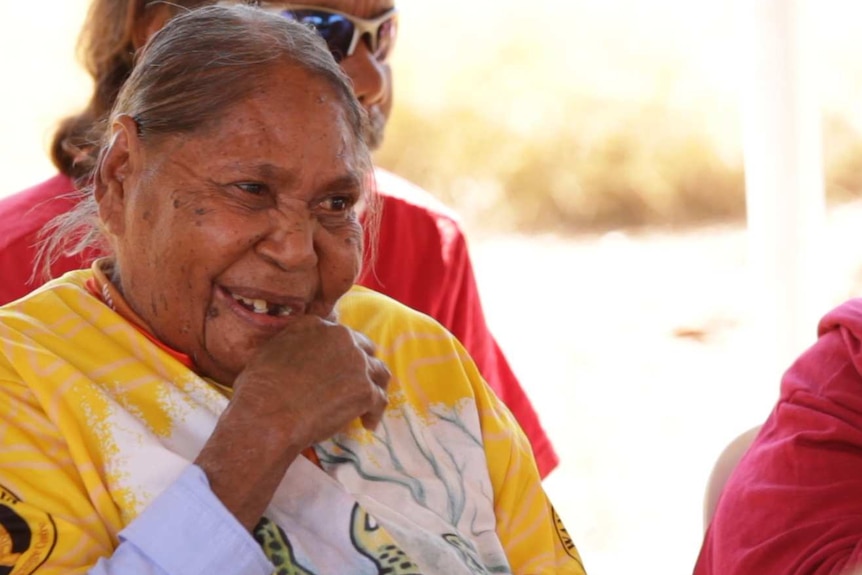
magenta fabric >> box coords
[695,299,862,575]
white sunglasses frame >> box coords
[253,3,399,60]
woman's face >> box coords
[100,65,366,384]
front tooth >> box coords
[252,299,269,313]
[232,293,255,306]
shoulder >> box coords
[0,174,77,250]
[817,298,862,339]
[373,167,463,227]
[0,271,93,318]
[807,298,862,375]
[370,167,470,264]
[778,298,862,410]
[0,271,97,382]
[0,173,76,213]
[337,285,484,405]
[337,284,452,338]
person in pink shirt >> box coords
[695,300,862,575]
[0,0,558,477]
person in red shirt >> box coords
[694,300,862,575]
[0,0,558,477]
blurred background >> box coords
[4,1,862,574]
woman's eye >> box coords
[236,182,265,196]
[320,196,355,212]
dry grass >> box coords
[374,1,862,235]
[378,97,862,234]
[377,99,749,232]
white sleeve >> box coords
[87,465,272,575]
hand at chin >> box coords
[194,315,390,530]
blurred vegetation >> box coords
[374,1,862,235]
[825,115,862,202]
[376,100,748,234]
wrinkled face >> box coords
[99,66,366,384]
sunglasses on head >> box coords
[254,3,398,63]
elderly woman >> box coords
[0,0,558,482]
[0,6,582,574]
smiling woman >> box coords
[0,5,583,574]
[73,7,371,384]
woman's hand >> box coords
[194,315,390,530]
[229,315,391,441]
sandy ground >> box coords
[470,201,862,575]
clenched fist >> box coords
[195,315,390,530]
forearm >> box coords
[194,322,389,531]
[194,405,303,531]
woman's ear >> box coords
[96,115,141,237]
[131,2,174,50]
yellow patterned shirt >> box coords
[0,269,585,574]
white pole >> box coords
[740,0,826,384]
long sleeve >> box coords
[0,373,272,574]
[88,465,272,575]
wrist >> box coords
[195,410,303,530]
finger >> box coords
[368,357,391,391]
[360,381,389,432]
[322,309,339,324]
[351,329,377,357]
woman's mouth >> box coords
[228,291,302,317]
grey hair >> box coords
[39,4,378,277]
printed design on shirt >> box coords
[442,533,489,574]
[317,400,485,525]
[552,506,581,562]
[0,485,56,575]
[253,517,314,575]
[317,399,509,573]
[350,504,423,575]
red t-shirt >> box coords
[695,299,862,575]
[0,169,558,477]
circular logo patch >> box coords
[0,485,56,575]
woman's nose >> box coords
[256,211,319,271]
[342,40,387,107]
